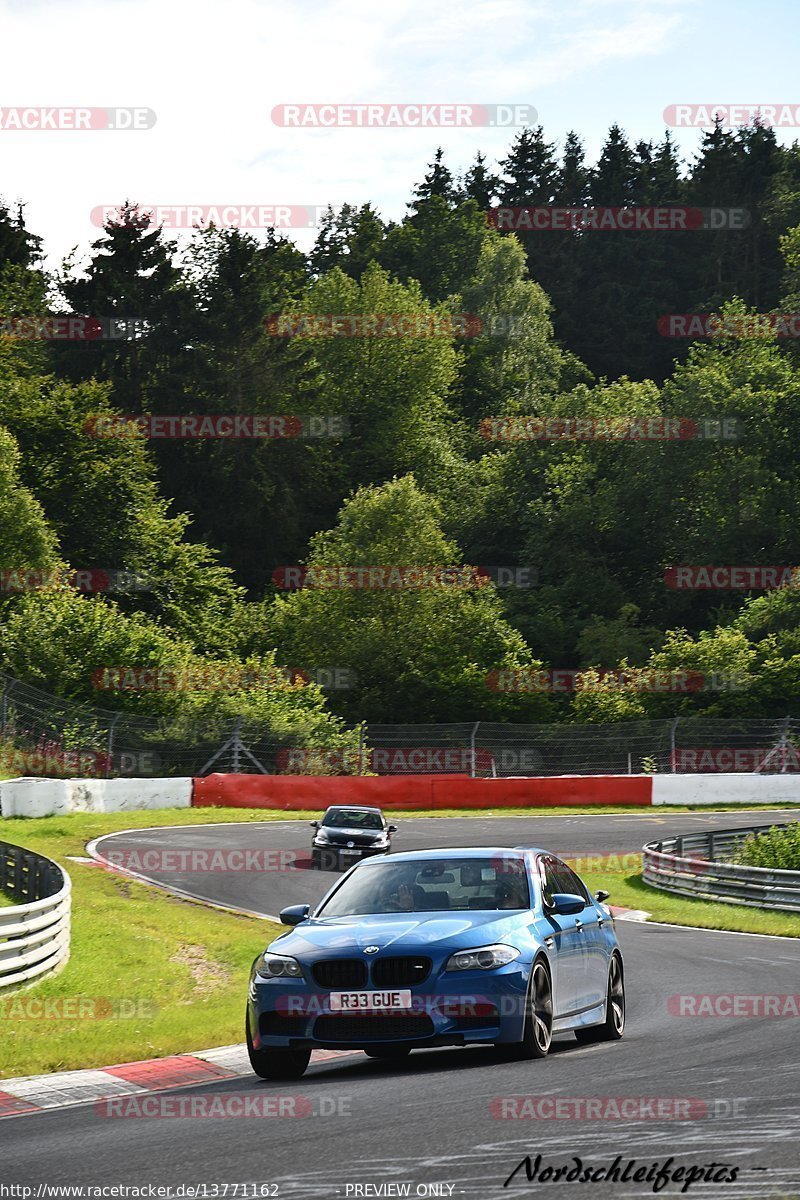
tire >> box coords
[311,851,320,870]
[498,958,553,1061]
[574,954,625,1044]
[363,1045,412,1060]
[246,1018,311,1080]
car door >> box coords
[557,861,609,1010]
[537,856,585,1017]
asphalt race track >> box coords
[4,811,800,1199]
[91,808,800,918]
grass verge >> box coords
[0,811,281,1079]
[576,864,800,938]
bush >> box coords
[733,823,800,871]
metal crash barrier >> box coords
[642,824,800,912]
[0,841,71,988]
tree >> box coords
[576,604,663,668]
[569,125,659,378]
[0,588,358,759]
[558,133,591,207]
[410,148,457,207]
[309,204,386,279]
[0,199,41,269]
[380,197,488,303]
[150,226,330,591]
[294,263,463,494]
[462,153,500,209]
[0,424,57,576]
[266,476,553,722]
[500,127,559,205]
[656,301,800,635]
[58,201,192,412]
[450,232,586,422]
[0,366,242,653]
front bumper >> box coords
[247,961,532,1052]
[311,843,388,869]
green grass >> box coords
[0,891,14,907]
[0,811,281,1079]
[574,863,800,938]
[1,804,799,1079]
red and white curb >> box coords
[0,1045,354,1120]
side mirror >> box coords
[279,904,310,926]
[549,892,586,916]
[388,825,398,833]
[595,890,610,903]
[310,821,319,829]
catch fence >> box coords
[2,672,799,778]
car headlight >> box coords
[313,831,331,844]
[445,944,521,972]
[255,952,304,978]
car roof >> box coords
[323,805,383,814]
[361,846,542,865]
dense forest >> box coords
[3,119,800,750]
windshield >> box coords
[321,808,384,830]
[316,856,530,917]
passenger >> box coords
[495,878,527,909]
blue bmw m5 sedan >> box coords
[246,846,625,1079]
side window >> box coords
[538,858,560,908]
[555,861,591,905]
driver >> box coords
[377,872,425,912]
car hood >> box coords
[271,910,533,956]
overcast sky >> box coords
[1,0,798,270]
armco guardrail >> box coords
[642,824,800,912]
[0,842,71,988]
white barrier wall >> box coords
[1,773,799,818]
[0,777,192,818]
[653,773,800,806]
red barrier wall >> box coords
[192,773,654,810]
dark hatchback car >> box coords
[311,806,397,870]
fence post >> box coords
[106,712,122,779]
[231,717,242,773]
[757,715,792,774]
[670,716,681,773]
[470,722,480,778]
[357,721,366,776]
[780,715,791,774]
[1,677,12,740]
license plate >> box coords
[329,989,412,1012]
[340,849,361,857]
